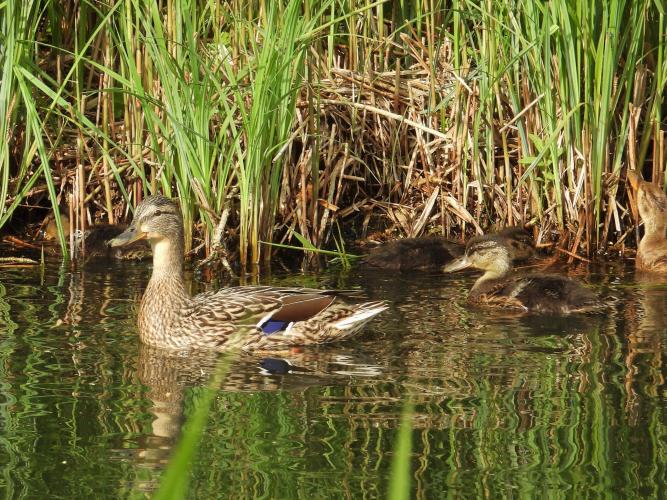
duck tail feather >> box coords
[333,301,388,329]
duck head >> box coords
[444,236,512,289]
[109,196,184,274]
[109,196,182,246]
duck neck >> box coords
[144,236,189,305]
[139,235,189,345]
[471,260,511,294]
[150,237,185,279]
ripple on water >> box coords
[0,261,664,498]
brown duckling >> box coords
[363,226,535,271]
[42,213,150,260]
[627,171,667,273]
[444,235,599,314]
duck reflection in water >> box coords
[623,270,667,423]
[128,343,383,492]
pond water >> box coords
[0,259,665,498]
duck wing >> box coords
[189,287,332,325]
[186,286,386,349]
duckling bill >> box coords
[445,235,600,314]
[109,195,387,351]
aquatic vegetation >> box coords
[1,0,666,269]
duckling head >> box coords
[444,236,512,289]
[109,196,184,273]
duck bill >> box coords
[443,255,472,273]
[108,226,146,247]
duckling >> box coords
[627,171,667,273]
[42,212,150,260]
[109,195,387,351]
[444,235,599,314]
[363,226,535,271]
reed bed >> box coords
[1,0,665,267]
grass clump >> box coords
[1,0,666,266]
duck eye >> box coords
[154,209,162,217]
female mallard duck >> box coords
[109,196,387,351]
[444,235,599,314]
[363,226,534,271]
[42,213,151,260]
[627,171,667,273]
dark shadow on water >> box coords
[514,312,604,337]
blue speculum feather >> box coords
[260,319,290,335]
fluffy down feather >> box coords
[470,274,600,314]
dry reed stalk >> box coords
[3,1,666,267]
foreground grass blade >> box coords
[153,354,232,500]
[388,402,414,500]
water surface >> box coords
[0,260,665,498]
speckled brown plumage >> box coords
[363,227,535,271]
[110,196,387,351]
[628,171,667,274]
[444,235,600,314]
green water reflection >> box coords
[0,261,665,498]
